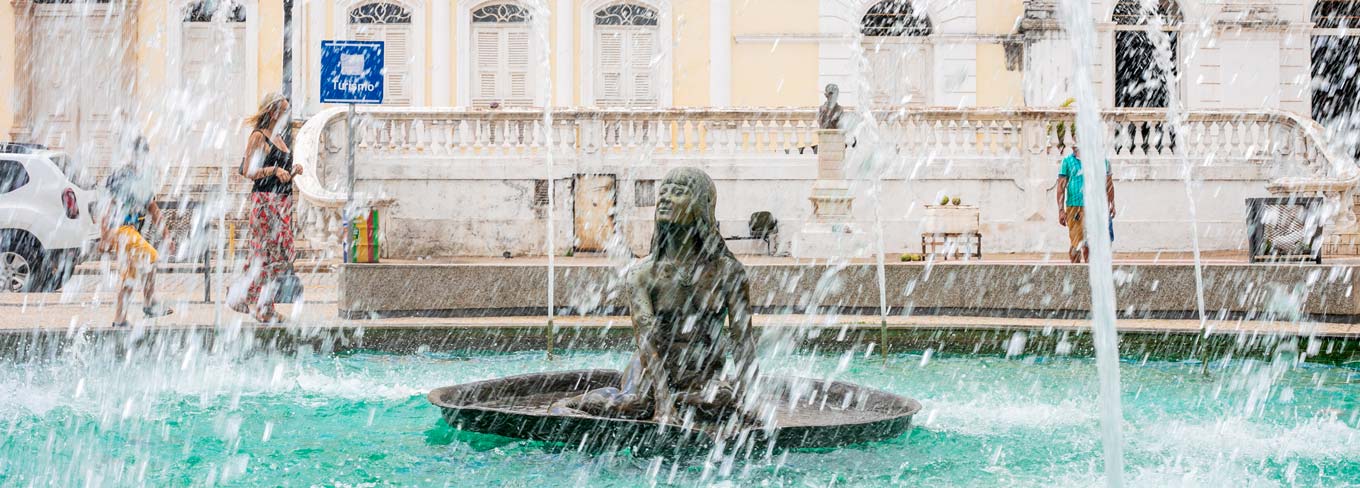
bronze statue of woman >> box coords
[551,168,758,423]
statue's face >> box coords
[656,180,698,225]
[825,85,839,103]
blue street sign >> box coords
[320,40,385,104]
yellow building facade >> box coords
[1,0,1027,165]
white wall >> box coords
[345,147,1282,258]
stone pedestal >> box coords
[793,129,866,258]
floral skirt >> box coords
[240,192,295,313]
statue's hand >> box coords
[634,313,657,331]
[670,384,742,420]
[651,396,675,424]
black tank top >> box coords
[251,130,294,195]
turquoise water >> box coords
[0,347,1357,487]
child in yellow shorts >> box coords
[101,137,174,327]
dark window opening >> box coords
[1115,31,1177,108]
[1313,0,1360,29]
[1112,0,1181,109]
[1311,35,1360,122]
[1312,34,1360,160]
[184,0,246,22]
[861,0,932,37]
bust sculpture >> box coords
[551,167,758,423]
[817,83,844,130]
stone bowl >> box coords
[427,369,921,455]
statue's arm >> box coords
[628,269,657,362]
[627,267,665,402]
[726,266,757,386]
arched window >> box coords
[861,0,931,106]
[181,1,251,154]
[472,3,535,107]
[593,3,659,107]
[1112,0,1181,108]
[473,3,531,22]
[861,0,932,36]
[350,2,414,105]
[350,2,412,23]
[595,3,657,25]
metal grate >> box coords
[533,180,549,206]
[1247,197,1325,263]
[144,202,253,263]
[633,179,656,207]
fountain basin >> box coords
[427,369,922,454]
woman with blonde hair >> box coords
[229,92,304,322]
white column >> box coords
[816,0,858,106]
[709,0,731,107]
[555,0,573,107]
[306,0,327,114]
[283,0,295,107]
[433,0,451,105]
[455,3,470,106]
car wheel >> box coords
[0,248,39,292]
[0,231,48,292]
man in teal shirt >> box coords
[1056,144,1116,263]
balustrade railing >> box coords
[325,108,824,157]
[295,106,1356,255]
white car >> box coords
[0,143,100,291]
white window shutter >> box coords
[594,26,659,107]
[628,29,656,107]
[383,26,412,105]
[864,41,928,106]
[183,26,214,75]
[182,23,251,158]
[226,25,250,113]
[473,28,502,105]
[353,27,378,41]
[471,26,533,108]
[354,25,412,106]
[865,46,893,105]
[81,23,120,165]
[596,29,625,106]
[505,29,532,106]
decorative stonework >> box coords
[1215,4,1286,29]
[1016,0,1060,34]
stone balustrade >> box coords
[299,107,1350,164]
[313,107,822,157]
[293,106,1355,258]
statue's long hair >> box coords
[650,167,734,265]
